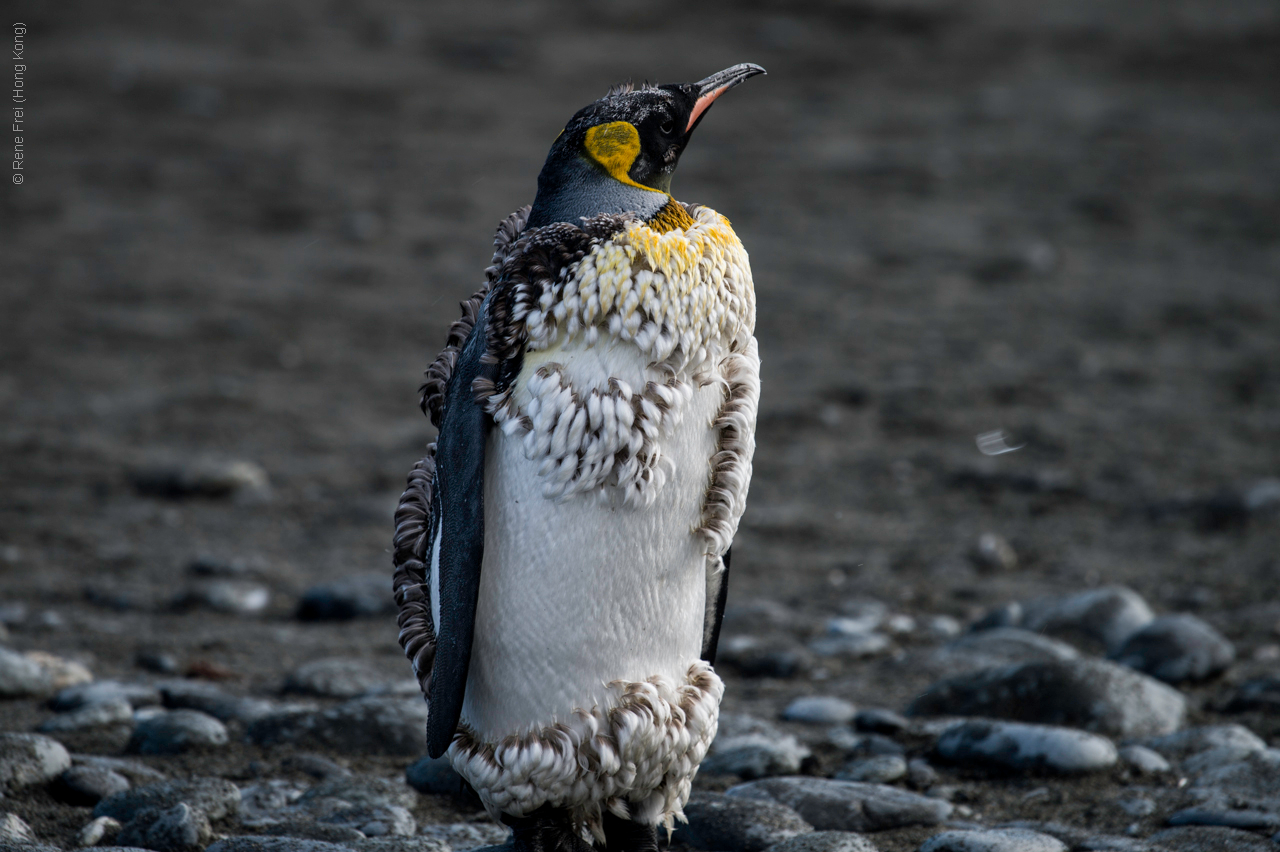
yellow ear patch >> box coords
[583,122,663,194]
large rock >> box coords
[680,791,813,852]
[0,733,72,791]
[126,709,229,754]
[726,777,952,832]
[906,657,1185,738]
[919,828,1067,852]
[1110,614,1235,683]
[934,720,1117,773]
[248,697,428,755]
[1019,587,1154,653]
[94,777,241,823]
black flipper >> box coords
[701,546,731,665]
[426,298,496,759]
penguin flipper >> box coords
[701,546,731,665]
[426,298,495,759]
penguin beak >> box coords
[685,63,767,133]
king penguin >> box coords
[393,64,765,852]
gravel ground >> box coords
[2,1,1279,851]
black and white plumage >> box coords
[393,65,764,850]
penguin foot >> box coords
[502,806,595,852]
[601,811,659,852]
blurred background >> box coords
[1,0,1279,845]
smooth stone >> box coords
[1111,614,1235,683]
[702,733,811,778]
[935,720,1117,773]
[188,580,271,615]
[762,830,880,852]
[248,697,428,755]
[1183,744,1266,775]
[94,777,241,822]
[925,616,962,640]
[136,651,180,674]
[73,755,168,785]
[1143,724,1266,761]
[51,681,162,711]
[296,776,417,813]
[39,698,134,732]
[718,636,812,679]
[56,764,131,805]
[907,657,1186,738]
[281,753,352,780]
[320,804,416,837]
[1189,749,1280,803]
[1077,836,1165,851]
[853,709,909,735]
[1115,795,1157,817]
[296,574,396,621]
[0,646,54,697]
[1224,675,1280,712]
[405,755,465,795]
[130,459,270,501]
[22,651,92,689]
[0,812,37,844]
[418,822,510,850]
[727,777,952,831]
[680,790,813,852]
[919,828,1067,852]
[159,680,278,723]
[127,709,228,754]
[117,802,212,852]
[941,629,1079,667]
[1148,825,1278,851]
[835,734,904,759]
[907,759,939,790]
[1167,808,1280,831]
[76,815,123,847]
[1020,586,1155,653]
[835,755,907,783]
[0,732,72,791]
[285,658,391,698]
[1118,745,1171,773]
[784,697,857,725]
[809,633,891,659]
[207,839,356,852]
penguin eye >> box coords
[659,119,675,136]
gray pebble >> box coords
[0,732,72,791]
[907,758,939,789]
[130,458,270,501]
[136,651,180,675]
[1111,614,1235,683]
[76,815,123,847]
[127,709,228,754]
[321,804,416,837]
[56,765,131,805]
[919,828,1067,852]
[418,822,510,851]
[39,698,134,732]
[932,628,1079,674]
[74,755,167,785]
[94,777,241,822]
[296,574,396,621]
[808,633,891,659]
[727,777,952,832]
[835,755,907,783]
[159,679,279,724]
[281,753,352,780]
[1117,745,1170,773]
[1224,675,1280,713]
[405,755,465,795]
[702,732,811,778]
[248,697,428,755]
[1147,825,1278,851]
[907,657,1185,738]
[1115,795,1156,818]
[680,790,813,852]
[51,681,161,711]
[1077,837,1165,851]
[1020,586,1154,653]
[297,775,417,813]
[1182,744,1265,775]
[0,647,54,697]
[718,636,812,679]
[1167,808,1280,831]
[783,696,857,725]
[285,658,392,698]
[1188,749,1280,804]
[186,580,271,615]
[207,838,356,852]
[762,830,879,852]
[1143,724,1266,761]
[0,812,37,844]
[118,802,212,852]
[853,708,908,735]
[935,720,1117,773]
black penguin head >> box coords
[525,63,766,229]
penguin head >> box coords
[525,63,765,229]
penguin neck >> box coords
[526,154,670,229]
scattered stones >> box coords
[1019,586,1154,653]
[56,764,131,805]
[761,831,879,852]
[405,755,465,796]
[1223,675,1280,713]
[934,721,1118,774]
[296,574,396,621]
[907,657,1186,737]
[127,709,228,755]
[783,696,857,725]
[1147,825,1277,851]
[131,459,271,501]
[159,680,278,723]
[835,755,907,783]
[1111,614,1235,683]
[285,658,392,698]
[1118,745,1171,774]
[919,828,1067,852]
[248,697,428,755]
[727,777,952,832]
[296,775,417,814]
[418,822,510,850]
[117,802,212,852]
[0,732,72,791]
[94,777,241,823]
[76,815,122,847]
[680,790,813,852]
[52,680,161,711]
[39,698,134,732]
[853,708,908,735]
[0,646,55,697]
[0,812,37,844]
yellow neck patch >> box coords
[647,199,698,234]
[583,122,664,195]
